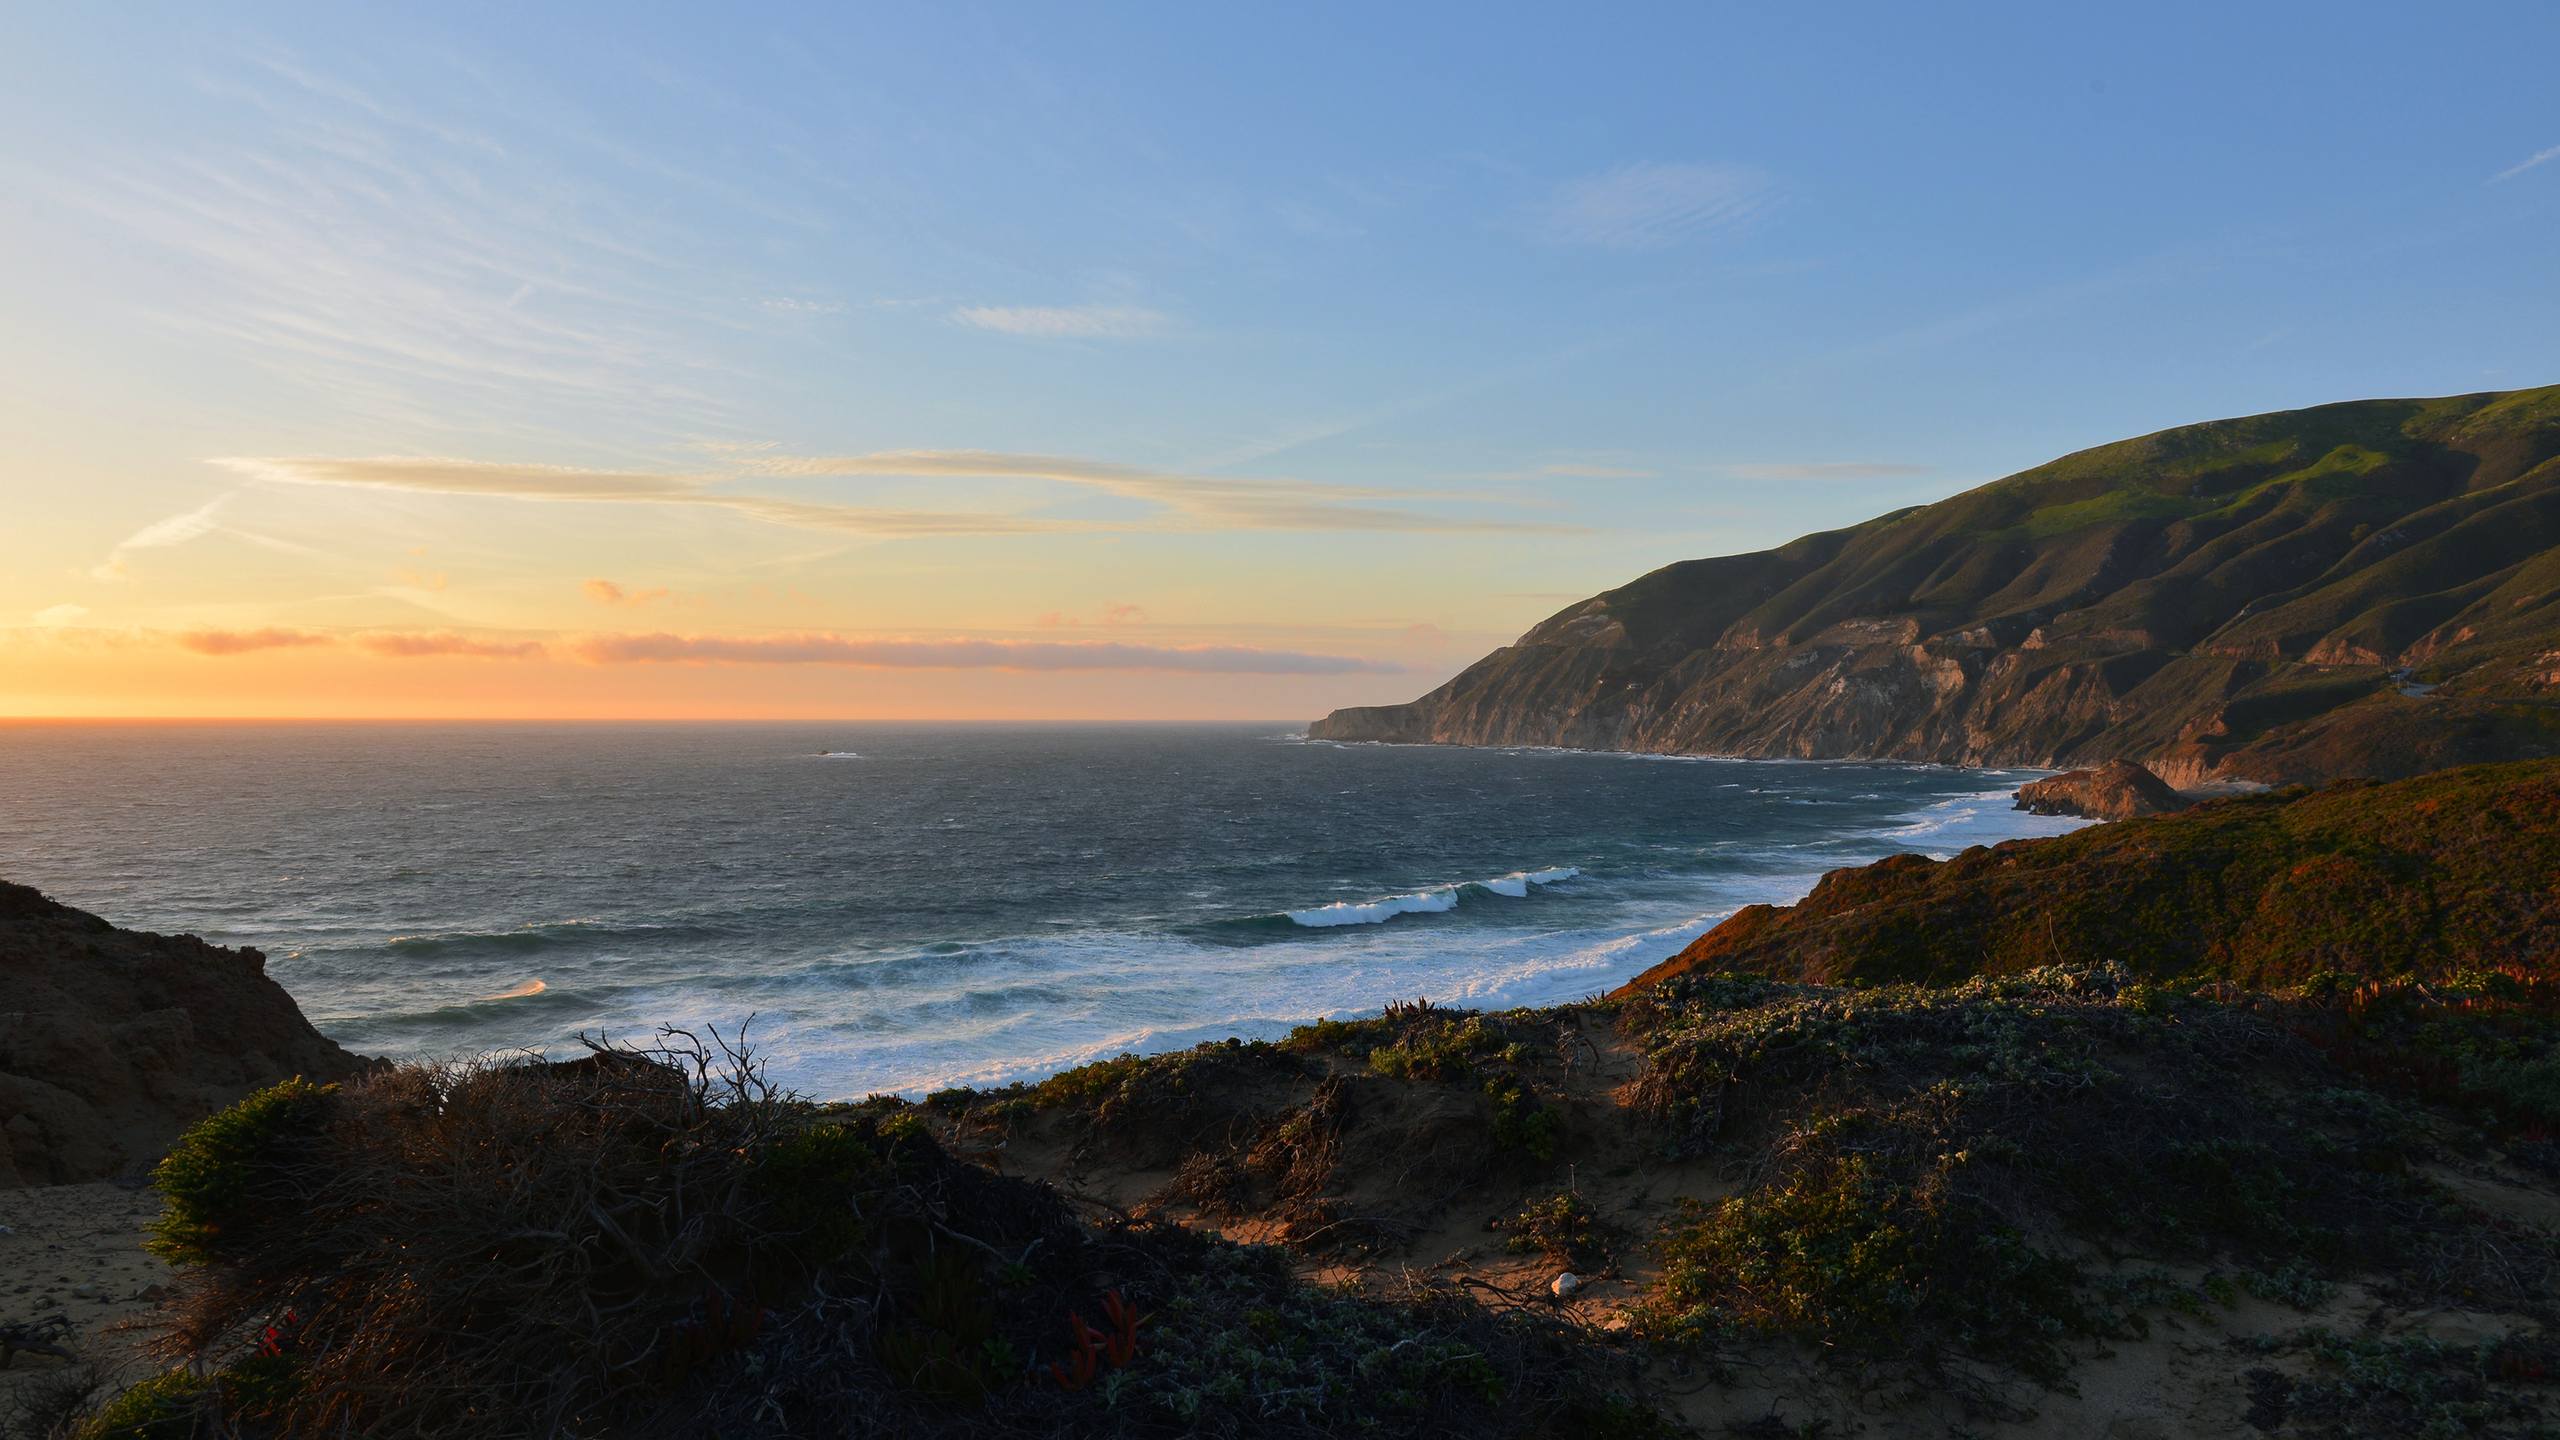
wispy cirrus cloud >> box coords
[570,632,1403,674]
[93,494,233,579]
[583,578,671,606]
[32,604,91,626]
[2490,143,2560,184]
[208,452,1570,536]
[177,626,333,655]
[208,456,1070,538]
[157,624,1402,673]
[952,304,1171,339]
[742,450,1563,533]
[1725,461,1931,482]
[1538,162,1774,250]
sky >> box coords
[2,2,2555,720]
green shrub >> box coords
[1367,1014,1510,1083]
[753,1123,890,1261]
[148,1077,339,1267]
[1644,1151,2083,1380]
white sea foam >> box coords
[816,750,863,760]
[1877,785,2093,852]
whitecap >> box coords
[475,978,548,1002]
[1287,887,1461,927]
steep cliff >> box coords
[1315,386,2560,784]
[0,882,369,1186]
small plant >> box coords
[1484,1075,1559,1161]
[2241,1264,2336,1310]
[1047,1289,1141,1391]
[74,1370,213,1440]
[1505,1190,1603,1269]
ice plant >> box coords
[1049,1292,1141,1390]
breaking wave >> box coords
[1283,866,1581,927]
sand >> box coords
[0,1182,171,1412]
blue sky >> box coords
[3,2,2556,717]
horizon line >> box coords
[0,713,1328,726]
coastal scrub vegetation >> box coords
[76,1030,1663,1440]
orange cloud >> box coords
[178,627,333,655]
[1037,603,1148,628]
[356,632,545,660]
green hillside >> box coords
[1626,758,2560,991]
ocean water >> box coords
[0,722,2088,1097]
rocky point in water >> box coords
[2013,759,2190,820]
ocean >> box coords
[0,722,2087,1097]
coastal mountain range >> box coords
[1316,385,2560,785]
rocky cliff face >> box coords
[1315,386,2560,784]
[0,882,368,1186]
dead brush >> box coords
[150,1026,830,1440]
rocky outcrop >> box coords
[0,882,368,1186]
[1315,385,2560,785]
[2014,760,2190,820]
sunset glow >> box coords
[5,6,2553,718]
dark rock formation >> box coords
[2014,760,2190,820]
[0,882,368,1186]
[1315,386,2560,786]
